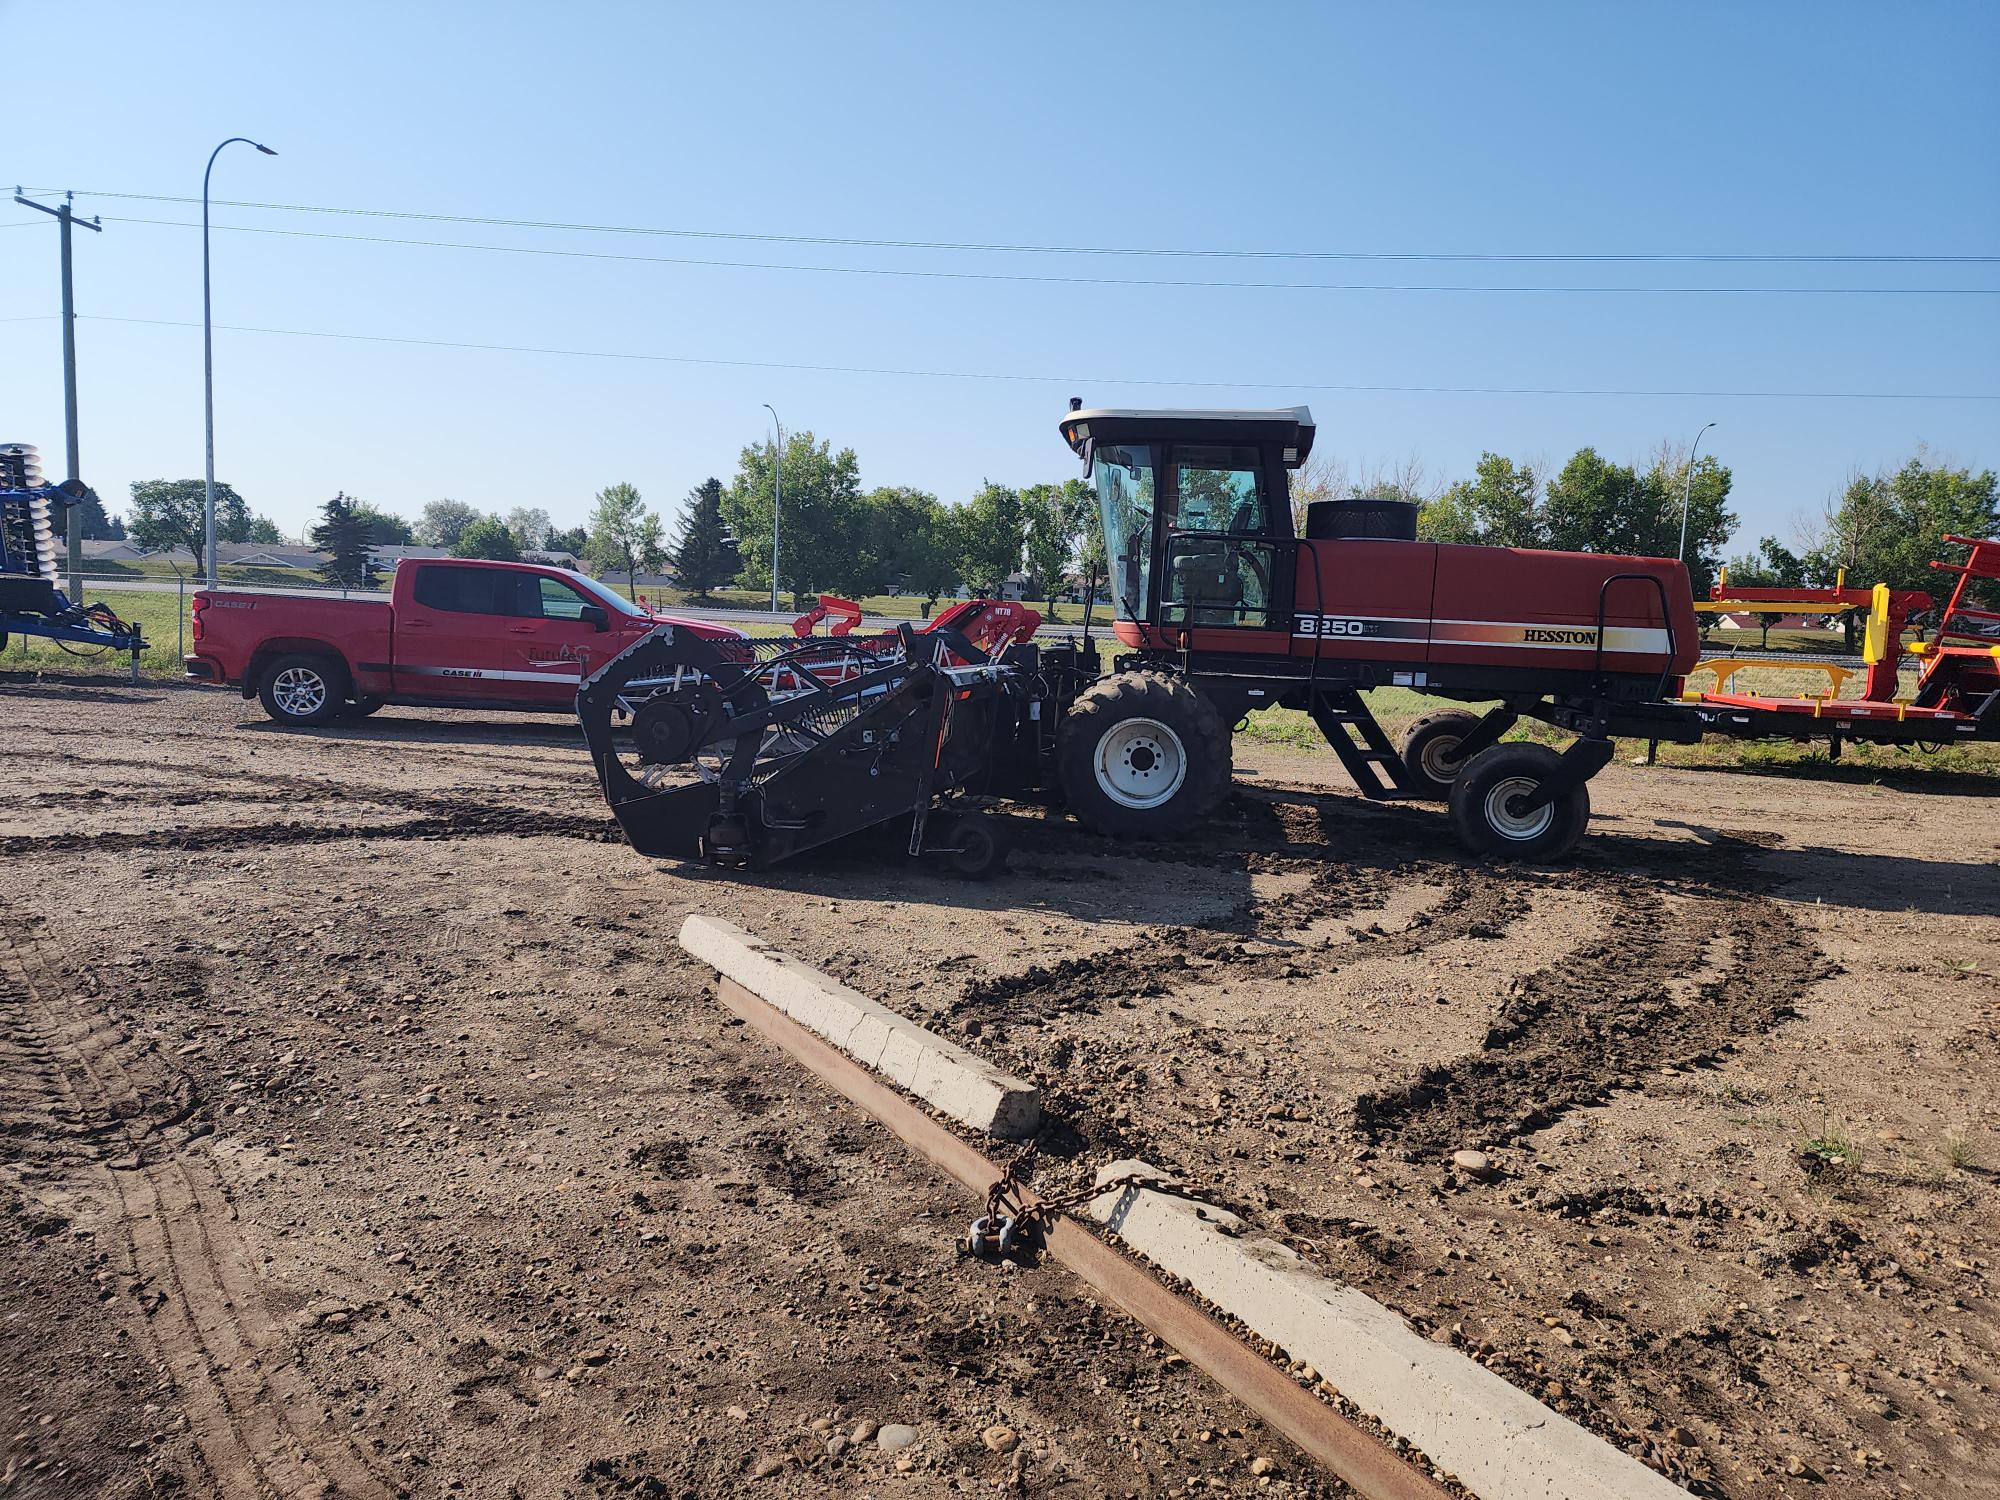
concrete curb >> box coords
[1088,1161,1687,1500]
[677,915,1040,1138]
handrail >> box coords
[1592,571,1677,701]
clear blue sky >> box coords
[3,1,1995,550]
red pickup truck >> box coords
[186,558,745,726]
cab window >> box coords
[1162,445,1277,629]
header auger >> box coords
[579,405,1997,874]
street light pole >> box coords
[1677,421,1718,563]
[762,402,782,612]
[203,137,277,588]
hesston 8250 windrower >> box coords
[578,404,2000,874]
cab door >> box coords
[1157,444,1289,648]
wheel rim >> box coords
[1419,735,1465,782]
[1094,717,1188,809]
[272,667,327,718]
[1483,775,1554,841]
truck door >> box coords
[397,564,589,702]
[503,573,613,706]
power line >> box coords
[77,312,2000,401]
[23,186,2000,266]
[89,213,2000,297]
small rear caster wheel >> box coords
[932,811,1010,879]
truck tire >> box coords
[1058,671,1231,839]
[257,653,347,727]
[1447,743,1590,862]
[346,695,385,718]
[1398,710,1482,800]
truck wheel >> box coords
[346,696,385,718]
[931,811,1010,879]
[1447,743,1590,861]
[1398,710,1482,800]
[1058,671,1231,838]
[258,654,346,727]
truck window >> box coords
[411,564,542,617]
[536,576,591,620]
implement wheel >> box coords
[1447,743,1590,862]
[1398,710,1482,800]
[1058,671,1231,839]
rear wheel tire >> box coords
[1398,710,1482,800]
[1448,743,1591,861]
[257,654,346,727]
[1058,671,1231,838]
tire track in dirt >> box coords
[0,799,621,858]
[1352,872,1828,1159]
[3,916,397,1500]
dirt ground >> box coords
[1,673,1995,1500]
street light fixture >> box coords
[1676,421,1717,564]
[203,137,277,588]
[762,402,782,612]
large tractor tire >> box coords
[1447,743,1591,862]
[257,653,347,728]
[1058,671,1231,839]
[1397,710,1483,800]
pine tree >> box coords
[668,478,738,600]
[311,492,376,589]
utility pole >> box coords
[1676,421,1718,564]
[14,189,103,596]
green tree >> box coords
[956,481,1025,597]
[668,478,739,600]
[1543,446,1734,594]
[1722,536,1807,590]
[243,514,286,544]
[1020,478,1095,610]
[722,432,867,604]
[453,516,522,561]
[1804,452,1999,597]
[862,487,961,612]
[545,524,589,557]
[504,507,553,552]
[346,501,412,546]
[585,482,666,596]
[127,479,250,573]
[73,487,124,540]
[310,492,377,589]
[417,498,482,548]
[1424,454,1543,548]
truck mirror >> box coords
[579,603,610,631]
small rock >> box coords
[810,1416,835,1434]
[826,1435,849,1458]
[1249,1456,1275,1476]
[751,1455,787,1479]
[982,1424,1019,1454]
[877,1423,919,1452]
[1784,1456,1820,1481]
[1451,1149,1496,1179]
[851,1419,878,1443]
[578,1347,610,1366]
[726,1405,749,1421]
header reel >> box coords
[577,620,1017,875]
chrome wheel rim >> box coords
[272,667,328,718]
[1094,717,1188,809]
[1419,735,1465,782]
[1484,775,1554,841]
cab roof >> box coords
[1059,405,1316,466]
